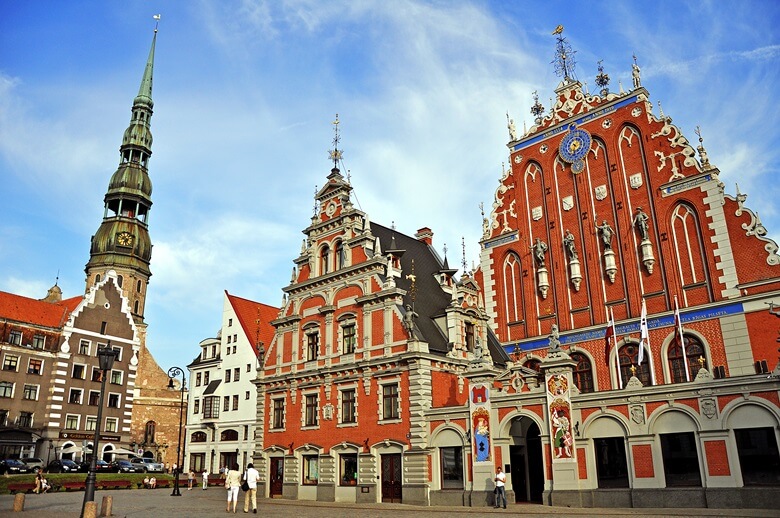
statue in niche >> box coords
[563,229,578,260]
[596,220,615,250]
[633,207,650,241]
[532,237,548,267]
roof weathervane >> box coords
[328,113,343,169]
[153,14,161,33]
[313,185,318,216]
[461,237,467,272]
[694,125,712,169]
[551,25,576,81]
[595,60,610,97]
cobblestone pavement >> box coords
[2,488,777,518]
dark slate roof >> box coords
[486,326,511,366]
[371,223,451,354]
[203,379,222,395]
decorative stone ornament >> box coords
[603,249,618,283]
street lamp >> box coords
[167,366,186,497]
[81,343,118,518]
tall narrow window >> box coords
[307,332,319,362]
[618,342,651,387]
[305,394,318,427]
[341,389,356,424]
[303,455,319,485]
[335,241,347,269]
[320,245,330,275]
[464,322,475,352]
[340,454,357,486]
[272,399,285,429]
[502,253,524,326]
[382,383,399,420]
[144,421,156,444]
[342,324,356,354]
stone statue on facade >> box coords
[596,220,615,250]
[403,304,418,339]
[563,230,577,260]
[633,207,650,241]
[548,324,562,353]
[532,237,548,267]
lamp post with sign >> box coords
[80,343,118,518]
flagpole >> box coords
[612,307,622,389]
[675,296,689,382]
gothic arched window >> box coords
[502,253,524,326]
[144,420,156,444]
[668,334,707,383]
[618,342,652,388]
[335,241,347,269]
[571,352,594,393]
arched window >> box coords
[502,253,524,325]
[320,245,330,275]
[144,421,156,444]
[335,241,347,269]
[671,203,711,301]
[134,300,140,314]
[220,429,239,441]
[191,431,207,443]
[524,359,541,373]
[136,280,142,293]
[117,275,123,288]
[618,342,651,387]
[571,352,594,393]
[95,274,101,283]
[668,334,707,383]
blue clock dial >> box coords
[559,124,592,164]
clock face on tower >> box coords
[116,231,134,247]
[559,124,592,164]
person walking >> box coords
[203,469,209,490]
[188,469,195,490]
[224,462,242,513]
[243,462,260,513]
[494,466,507,509]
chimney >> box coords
[415,227,433,246]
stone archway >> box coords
[508,416,544,503]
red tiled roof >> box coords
[225,291,278,355]
[0,290,82,329]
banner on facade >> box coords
[545,372,576,462]
[469,383,492,463]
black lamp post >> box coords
[80,343,118,518]
[167,366,186,497]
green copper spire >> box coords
[134,27,156,108]
[86,24,159,323]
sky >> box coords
[1,0,779,372]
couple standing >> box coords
[224,463,260,513]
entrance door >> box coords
[526,422,544,503]
[269,457,284,498]
[381,454,402,503]
[508,419,544,503]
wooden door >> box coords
[381,454,402,503]
[269,457,284,498]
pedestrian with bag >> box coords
[243,462,260,513]
[224,462,242,513]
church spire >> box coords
[85,23,159,324]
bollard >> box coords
[12,493,25,512]
[83,500,98,518]
[100,495,113,517]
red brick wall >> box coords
[704,440,730,476]
[632,444,654,478]
[577,448,587,479]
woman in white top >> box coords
[224,463,242,513]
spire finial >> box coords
[153,14,161,33]
[135,18,158,105]
[328,114,343,169]
[694,125,712,169]
[461,236,467,272]
[313,185,318,216]
[551,25,576,81]
[657,100,666,119]
[595,59,610,97]
[530,90,545,125]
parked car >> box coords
[21,457,44,472]
[47,459,80,473]
[78,459,112,472]
[0,459,31,475]
[109,459,138,473]
[129,457,164,473]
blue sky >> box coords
[2,0,779,371]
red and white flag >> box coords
[674,296,688,381]
[604,307,615,365]
[638,298,648,365]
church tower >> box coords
[85,27,157,324]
